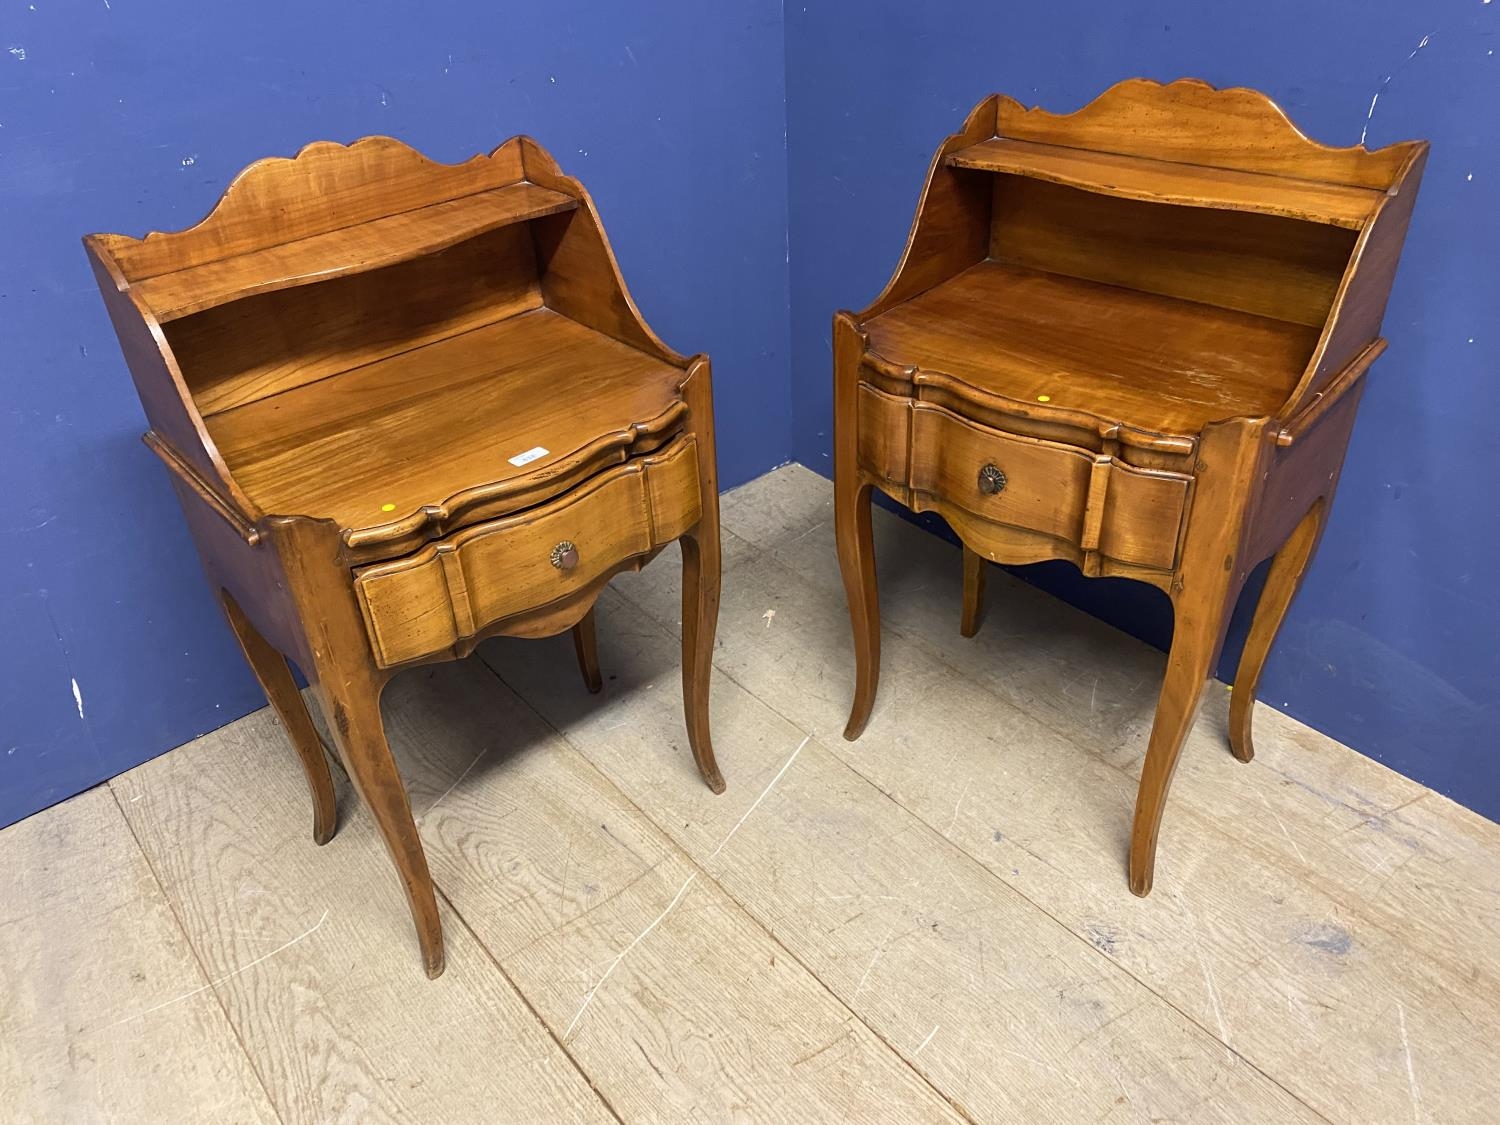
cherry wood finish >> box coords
[571,609,604,695]
[87,135,726,976]
[959,546,986,640]
[219,591,338,847]
[947,137,1384,229]
[834,79,1425,895]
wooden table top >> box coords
[861,260,1321,436]
[208,308,684,536]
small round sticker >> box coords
[1037,394,1051,403]
[381,503,396,513]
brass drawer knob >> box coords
[551,540,579,570]
[978,464,1007,495]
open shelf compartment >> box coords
[134,182,577,322]
[205,308,687,556]
[861,260,1322,439]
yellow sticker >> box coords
[1037,394,1051,403]
[381,503,396,512]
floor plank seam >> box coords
[762,719,1338,1123]
[468,650,981,1125]
[433,883,628,1125]
[103,779,290,1125]
[495,857,676,968]
[603,567,1337,1125]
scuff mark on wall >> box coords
[40,592,102,766]
[1360,33,1433,146]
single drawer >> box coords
[355,436,701,667]
[857,384,1189,571]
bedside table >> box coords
[833,79,1425,896]
[87,135,725,977]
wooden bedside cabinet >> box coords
[86,135,726,977]
[833,79,1426,896]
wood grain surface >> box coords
[207,309,685,535]
[353,438,701,667]
[112,712,614,1125]
[481,594,1320,1123]
[134,183,576,321]
[0,788,279,1125]
[990,78,1417,189]
[715,466,1500,1125]
[375,660,961,1123]
[861,260,1320,438]
[948,137,1383,228]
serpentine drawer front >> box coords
[856,384,1190,571]
[355,437,701,668]
[833,79,1426,902]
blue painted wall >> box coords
[0,1,791,826]
[786,1,1500,819]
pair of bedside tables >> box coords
[90,79,1423,976]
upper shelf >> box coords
[945,137,1386,229]
[133,182,577,322]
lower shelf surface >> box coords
[861,260,1320,436]
[208,308,685,541]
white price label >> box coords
[507,445,549,467]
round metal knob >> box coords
[978,464,1007,495]
[550,540,579,570]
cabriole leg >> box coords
[836,477,881,740]
[960,546,987,638]
[571,608,603,694]
[680,522,726,793]
[1229,501,1328,763]
[221,591,338,846]
[1128,581,1235,896]
[316,671,444,978]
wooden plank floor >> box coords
[4,464,1497,1123]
